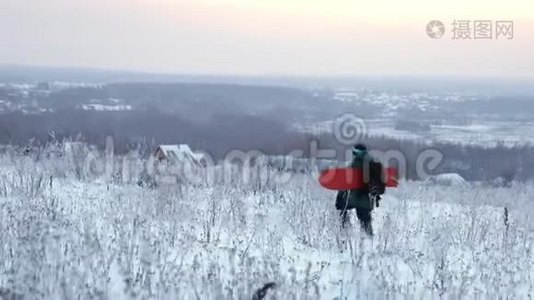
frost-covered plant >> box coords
[1,144,534,299]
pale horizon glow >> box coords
[1,0,533,77]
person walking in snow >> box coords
[335,144,384,236]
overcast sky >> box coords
[1,0,533,77]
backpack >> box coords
[368,161,386,195]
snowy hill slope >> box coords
[0,153,533,299]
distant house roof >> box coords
[425,173,469,187]
[155,144,205,167]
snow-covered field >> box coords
[297,118,534,147]
[368,120,534,147]
[1,151,533,299]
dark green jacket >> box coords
[335,153,374,210]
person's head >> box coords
[352,143,367,157]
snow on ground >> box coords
[79,104,133,111]
[296,118,534,147]
[330,90,480,115]
[0,153,533,299]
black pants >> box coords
[340,207,373,236]
[356,207,373,236]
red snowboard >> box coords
[318,167,398,190]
